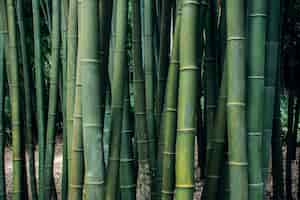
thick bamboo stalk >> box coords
[262,0,282,188]
[16,0,38,199]
[119,72,136,200]
[6,0,25,198]
[105,0,128,198]
[226,0,248,199]
[160,1,181,199]
[247,0,267,198]
[79,0,105,198]
[132,0,151,197]
[32,0,46,198]
[66,0,78,188]
[175,0,203,199]
[44,0,60,198]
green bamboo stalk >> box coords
[262,0,282,189]
[32,0,46,198]
[119,72,136,200]
[132,0,151,197]
[16,0,38,199]
[44,0,60,198]
[105,0,128,198]
[204,0,218,176]
[69,45,84,200]
[160,1,181,199]
[66,0,78,190]
[226,0,248,198]
[79,0,105,198]
[0,13,6,200]
[202,60,228,200]
[246,0,267,198]
[6,0,25,199]
[142,0,156,186]
[155,1,172,198]
[175,0,203,199]
[61,0,68,199]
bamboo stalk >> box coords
[16,0,38,199]
[226,0,248,198]
[246,0,267,198]
[79,0,105,198]
[44,0,60,198]
[105,0,128,198]
[0,10,6,199]
[175,0,204,199]
[160,1,181,199]
[32,0,46,198]
[132,0,152,197]
[6,0,25,198]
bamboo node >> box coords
[228,161,248,166]
[80,58,101,64]
[164,108,177,112]
[180,65,199,71]
[248,132,262,136]
[227,102,245,107]
[176,184,194,189]
[108,158,120,161]
[177,128,196,134]
[163,151,176,156]
[170,59,180,65]
[248,75,264,80]
[227,36,245,41]
[248,13,267,17]
[83,123,102,128]
[136,139,149,144]
[135,112,146,116]
[72,148,84,152]
[120,158,135,162]
[84,180,105,185]
[122,129,133,134]
[249,182,264,187]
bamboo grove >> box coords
[0,0,300,200]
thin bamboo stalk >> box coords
[7,0,25,198]
[160,1,181,199]
[105,0,128,198]
[32,0,46,198]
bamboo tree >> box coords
[69,47,84,200]
[155,1,172,197]
[132,0,151,197]
[247,0,267,199]
[226,0,248,199]
[160,1,181,199]
[61,0,69,199]
[80,0,105,198]
[262,0,282,188]
[175,0,203,198]
[16,0,38,199]
[7,0,25,198]
[32,0,46,197]
[142,0,156,186]
[119,71,136,200]
[44,0,60,198]
[105,0,128,198]
[204,0,218,177]
[66,0,78,189]
[0,14,6,200]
